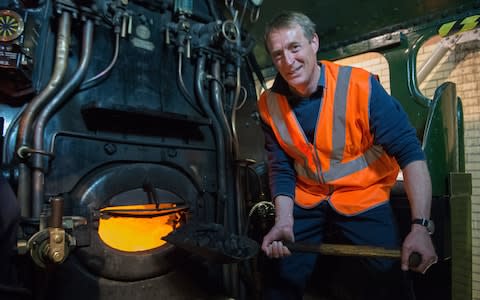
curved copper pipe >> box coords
[31,19,95,217]
[16,11,72,158]
[15,12,72,217]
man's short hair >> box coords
[264,11,317,52]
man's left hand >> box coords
[401,224,437,273]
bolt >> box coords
[51,251,63,263]
[104,143,117,155]
[167,149,177,158]
[54,234,63,243]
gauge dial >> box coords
[0,10,24,42]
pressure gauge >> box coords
[0,10,24,42]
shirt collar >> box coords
[270,63,325,99]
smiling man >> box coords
[257,11,437,300]
[267,20,320,97]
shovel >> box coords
[162,221,259,264]
[162,222,421,267]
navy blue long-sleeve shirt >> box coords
[262,63,425,200]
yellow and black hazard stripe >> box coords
[438,14,480,37]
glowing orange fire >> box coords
[98,203,182,252]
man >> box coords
[257,11,437,299]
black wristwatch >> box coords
[412,218,435,235]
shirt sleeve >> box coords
[261,121,296,200]
[369,75,425,168]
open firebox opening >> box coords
[98,203,187,252]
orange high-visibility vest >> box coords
[258,60,399,215]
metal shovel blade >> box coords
[162,222,259,264]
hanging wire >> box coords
[250,6,260,23]
[239,0,249,26]
[234,86,247,110]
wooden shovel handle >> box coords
[284,242,422,268]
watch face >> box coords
[427,220,435,235]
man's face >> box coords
[266,24,319,95]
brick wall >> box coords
[336,53,391,93]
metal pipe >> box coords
[229,18,242,159]
[15,12,72,217]
[417,40,450,85]
[230,65,242,159]
[207,0,220,21]
[195,54,227,223]
[177,51,202,114]
[16,164,31,217]
[209,59,241,298]
[80,32,120,90]
[211,59,240,232]
[31,20,95,217]
[16,12,72,153]
[49,196,64,228]
[211,59,233,156]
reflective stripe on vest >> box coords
[264,66,386,184]
[265,91,322,183]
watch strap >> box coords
[412,218,429,227]
[412,218,434,235]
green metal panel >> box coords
[422,82,459,196]
[449,172,472,300]
[383,34,430,135]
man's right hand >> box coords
[261,218,294,258]
[261,195,295,258]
